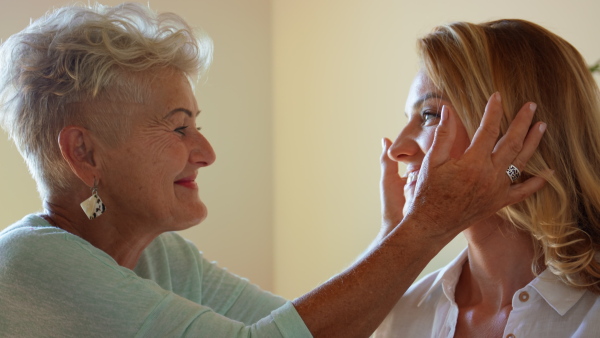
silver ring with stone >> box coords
[506,164,521,183]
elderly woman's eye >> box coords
[174,126,189,135]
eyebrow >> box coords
[404,92,445,117]
[163,108,201,119]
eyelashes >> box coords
[174,126,189,135]
[174,126,203,135]
[421,110,441,126]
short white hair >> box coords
[0,2,212,200]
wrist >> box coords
[388,213,457,254]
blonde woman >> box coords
[376,19,600,337]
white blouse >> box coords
[374,249,600,338]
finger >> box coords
[381,137,398,178]
[467,92,503,156]
[426,105,456,166]
[508,121,547,171]
[492,102,538,167]
[504,173,549,206]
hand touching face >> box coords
[382,70,546,239]
[388,72,470,216]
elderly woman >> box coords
[376,19,600,337]
[0,4,546,337]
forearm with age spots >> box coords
[292,216,448,338]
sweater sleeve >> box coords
[0,216,312,338]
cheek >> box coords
[113,140,187,191]
[144,137,188,169]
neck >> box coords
[42,194,161,270]
[456,215,537,310]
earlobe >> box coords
[58,126,99,186]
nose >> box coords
[387,123,422,163]
[190,131,216,167]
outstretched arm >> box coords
[293,93,547,337]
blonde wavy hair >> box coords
[419,19,600,292]
[0,2,212,200]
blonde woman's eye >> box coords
[174,126,189,135]
[422,111,441,126]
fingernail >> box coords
[382,138,386,150]
[495,92,501,102]
[529,102,537,112]
[539,122,546,133]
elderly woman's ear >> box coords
[58,126,101,187]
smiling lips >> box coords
[174,174,198,189]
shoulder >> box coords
[529,268,600,319]
[0,215,171,336]
[0,214,118,269]
[0,215,147,292]
[1,214,64,245]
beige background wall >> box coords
[2,0,600,301]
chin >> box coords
[176,202,208,230]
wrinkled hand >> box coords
[404,92,548,239]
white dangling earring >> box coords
[80,178,106,220]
